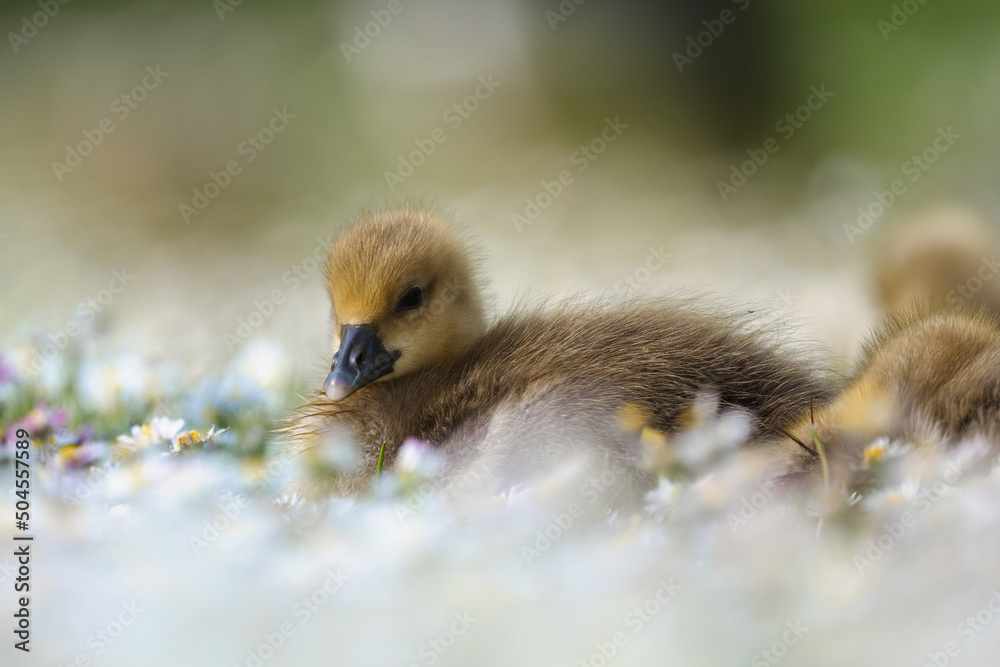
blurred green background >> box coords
[1,0,998,389]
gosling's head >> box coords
[876,205,997,312]
[322,207,486,402]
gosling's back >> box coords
[295,299,833,496]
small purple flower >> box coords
[395,437,445,478]
[0,355,16,385]
[55,440,108,470]
[21,403,68,435]
[4,403,71,448]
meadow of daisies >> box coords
[2,338,1000,667]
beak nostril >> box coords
[326,324,394,401]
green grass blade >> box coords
[375,442,388,486]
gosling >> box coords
[777,304,1000,483]
[778,207,1000,483]
[289,206,833,498]
[875,205,1000,314]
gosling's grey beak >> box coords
[323,324,396,402]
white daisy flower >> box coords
[644,477,683,521]
[117,416,185,452]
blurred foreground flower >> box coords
[170,425,228,454]
[645,477,683,521]
[116,416,185,453]
[0,354,17,385]
[2,402,69,450]
[394,437,445,480]
[55,440,108,470]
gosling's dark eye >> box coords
[396,286,423,311]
